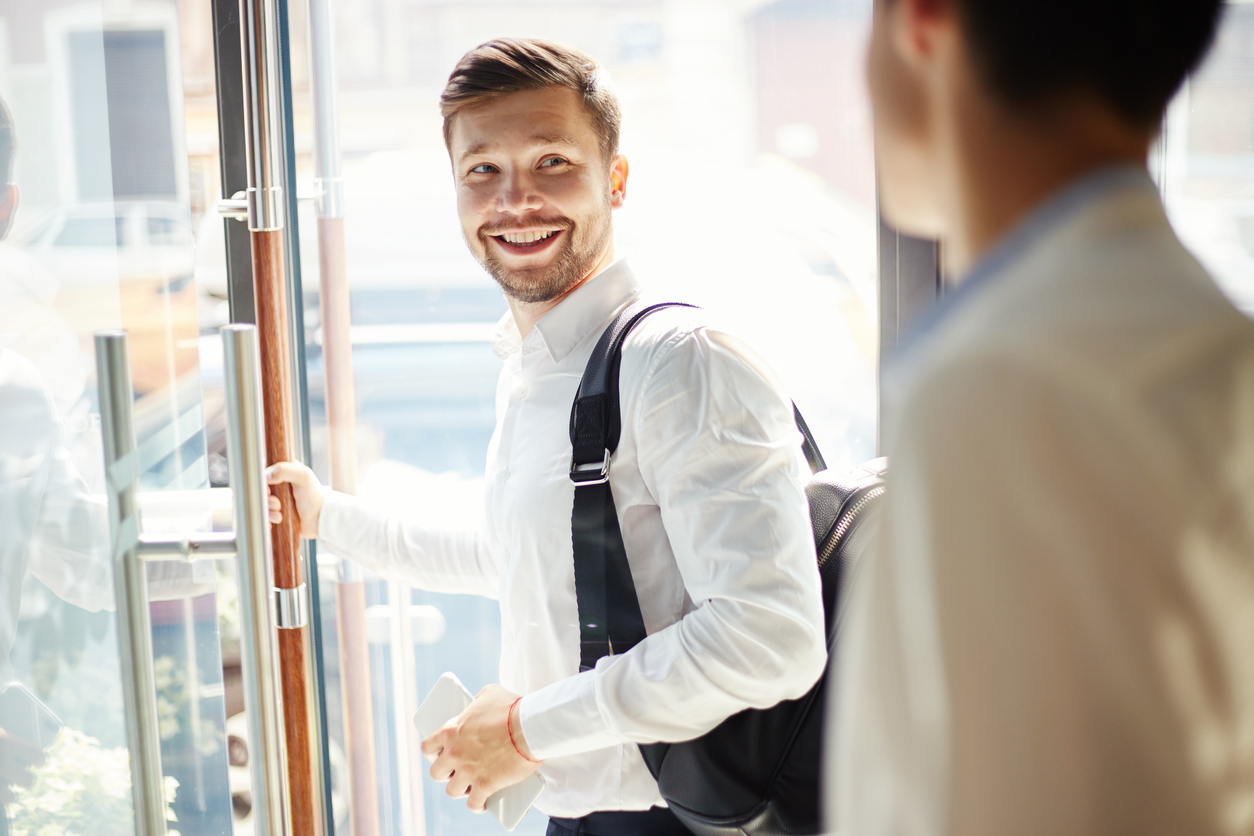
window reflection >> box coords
[52,212,128,248]
[0,0,228,833]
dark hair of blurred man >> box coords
[829,2,1252,835]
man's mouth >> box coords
[489,228,564,255]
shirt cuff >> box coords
[517,664,621,760]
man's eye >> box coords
[538,157,568,169]
[469,164,497,174]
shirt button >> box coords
[500,468,511,481]
[516,385,529,399]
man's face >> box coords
[866,0,952,238]
[449,86,626,303]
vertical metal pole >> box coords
[223,323,292,836]
[274,0,336,829]
[239,0,325,829]
[306,0,382,831]
[240,0,284,234]
[387,584,425,834]
[210,0,256,322]
[308,0,343,224]
[95,331,167,836]
[181,597,208,813]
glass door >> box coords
[0,1,234,833]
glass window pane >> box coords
[0,1,231,833]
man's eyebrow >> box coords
[460,141,493,160]
[529,133,579,147]
[458,134,583,163]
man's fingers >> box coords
[467,783,494,813]
[428,751,455,783]
[429,760,454,783]
[445,772,472,799]
[420,729,445,760]
[264,462,305,485]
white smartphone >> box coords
[414,672,545,832]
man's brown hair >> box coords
[440,38,621,166]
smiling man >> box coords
[267,39,826,836]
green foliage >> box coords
[7,728,180,836]
[153,655,187,741]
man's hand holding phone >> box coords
[420,684,542,815]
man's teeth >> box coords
[500,230,557,244]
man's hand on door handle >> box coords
[265,462,324,539]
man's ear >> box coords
[0,185,19,241]
[890,0,956,71]
[609,154,628,209]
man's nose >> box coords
[496,169,543,215]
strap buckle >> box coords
[570,449,611,486]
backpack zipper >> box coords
[818,486,885,567]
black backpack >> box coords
[568,302,887,835]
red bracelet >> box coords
[508,697,541,764]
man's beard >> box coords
[473,205,612,304]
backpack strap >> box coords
[567,301,826,672]
[793,404,827,474]
[569,302,696,671]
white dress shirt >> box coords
[831,167,1254,836]
[319,258,827,818]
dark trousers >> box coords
[547,806,690,836]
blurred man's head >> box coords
[441,39,627,304]
[868,0,1223,255]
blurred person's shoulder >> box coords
[887,168,1254,495]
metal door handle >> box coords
[96,325,292,836]
[222,324,293,836]
[96,331,168,836]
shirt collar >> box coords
[491,310,521,360]
[490,257,642,363]
[894,163,1157,360]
